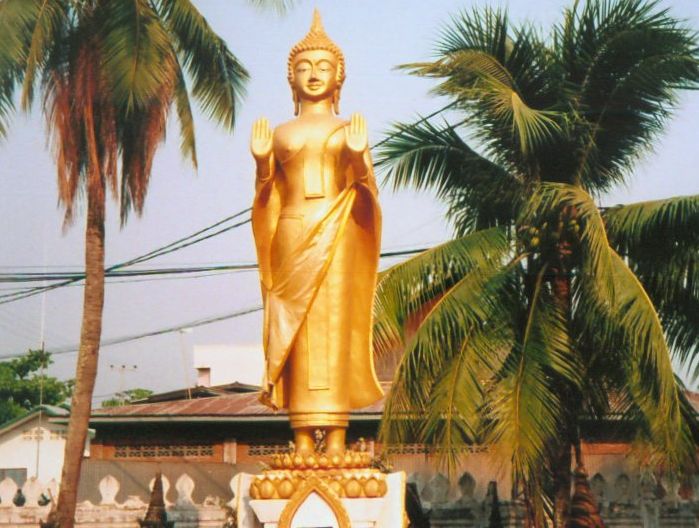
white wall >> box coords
[192,344,264,387]
[0,416,89,484]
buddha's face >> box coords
[291,49,340,102]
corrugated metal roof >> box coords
[52,383,699,426]
[87,382,390,423]
[0,405,70,435]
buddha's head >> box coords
[287,10,345,115]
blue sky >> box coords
[0,0,697,400]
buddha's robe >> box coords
[252,126,383,428]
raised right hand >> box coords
[251,117,273,161]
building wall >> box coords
[0,416,70,484]
[192,344,264,387]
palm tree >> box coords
[374,1,699,525]
[0,1,288,526]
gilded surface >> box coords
[251,468,388,501]
[277,476,352,528]
[251,10,383,454]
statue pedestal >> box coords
[233,470,406,528]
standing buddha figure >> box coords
[250,10,383,455]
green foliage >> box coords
[0,350,73,425]
[0,0,259,222]
[100,388,154,408]
[376,0,699,519]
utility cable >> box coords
[1,100,457,304]
[0,245,433,361]
[0,305,263,360]
[0,210,252,304]
[0,247,428,283]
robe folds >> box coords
[252,170,384,425]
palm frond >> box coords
[437,7,510,60]
[578,248,692,468]
[374,227,510,357]
[380,256,519,447]
[375,118,521,233]
[420,321,511,473]
[157,0,248,129]
[604,194,699,254]
[0,0,65,136]
[604,195,699,373]
[486,266,576,493]
[173,56,197,167]
[406,49,561,159]
[100,0,177,115]
[414,7,564,163]
[246,0,295,15]
[558,0,699,191]
[19,0,69,110]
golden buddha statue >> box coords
[251,10,383,455]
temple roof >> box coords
[52,381,392,424]
[46,382,699,427]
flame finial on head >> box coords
[287,9,345,85]
[310,8,324,33]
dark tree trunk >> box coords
[552,431,573,527]
[47,186,105,528]
[552,270,573,528]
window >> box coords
[113,443,214,459]
[49,429,67,440]
[197,367,211,387]
[0,468,27,484]
[21,427,45,441]
[384,444,487,455]
[248,443,288,456]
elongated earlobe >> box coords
[292,89,300,116]
[332,88,340,115]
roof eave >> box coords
[51,414,382,425]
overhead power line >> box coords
[0,247,428,284]
[2,101,457,305]
[0,209,252,304]
[0,305,264,360]
[0,246,432,361]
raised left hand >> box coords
[346,113,368,155]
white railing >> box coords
[0,473,234,527]
[0,469,697,527]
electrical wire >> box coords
[0,305,263,360]
[0,210,252,304]
[0,244,432,361]
[1,100,458,305]
[0,247,428,284]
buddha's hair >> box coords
[287,10,345,86]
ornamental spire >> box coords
[287,9,346,85]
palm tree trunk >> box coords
[48,188,105,528]
[552,272,573,528]
[552,428,573,527]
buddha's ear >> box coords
[332,87,341,115]
[292,87,300,116]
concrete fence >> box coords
[0,472,233,528]
[0,468,698,527]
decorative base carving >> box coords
[243,471,407,528]
[252,442,386,501]
[251,467,388,500]
[268,447,373,471]
[242,440,405,527]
